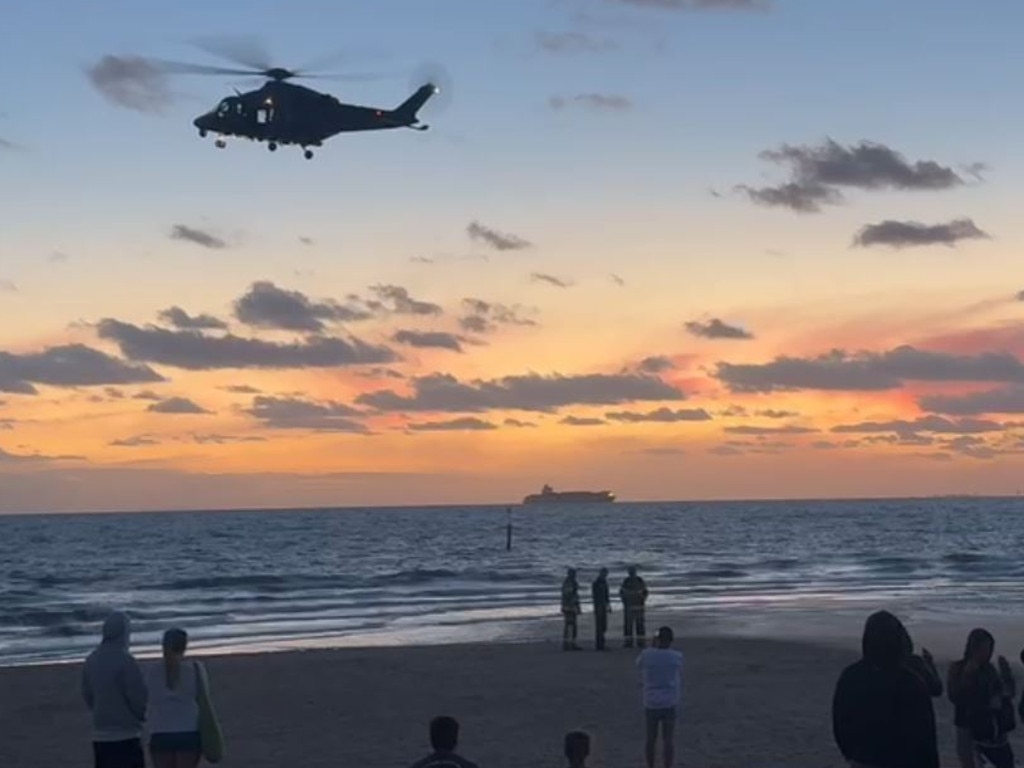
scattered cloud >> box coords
[920,387,1024,416]
[84,55,173,113]
[191,433,267,445]
[97,319,398,370]
[169,224,227,250]
[233,281,373,333]
[392,330,466,353]
[407,417,497,432]
[685,318,753,340]
[725,424,818,435]
[504,418,538,428]
[458,298,537,334]
[717,345,1024,393]
[0,280,17,293]
[131,390,163,401]
[1016,290,1024,302]
[0,137,24,152]
[220,384,262,394]
[530,272,574,289]
[606,407,711,423]
[357,372,683,413]
[853,218,990,249]
[110,435,161,447]
[0,446,83,464]
[299,236,314,246]
[0,344,164,395]
[637,356,676,374]
[549,94,633,111]
[48,252,72,264]
[561,415,606,426]
[244,395,367,433]
[737,139,968,213]
[610,273,626,287]
[157,306,228,331]
[356,367,406,381]
[537,31,617,53]
[147,397,212,415]
[757,409,799,419]
[466,221,532,252]
[832,415,1006,437]
[368,285,443,317]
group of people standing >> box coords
[833,610,1024,768]
[560,565,649,651]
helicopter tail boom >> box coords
[393,84,438,124]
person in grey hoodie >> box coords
[82,611,148,768]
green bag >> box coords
[195,661,224,763]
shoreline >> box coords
[5,631,1024,768]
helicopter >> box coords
[156,42,442,159]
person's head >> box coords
[628,566,637,577]
[656,626,674,648]
[861,610,908,668]
[162,628,189,660]
[599,567,608,579]
[963,628,995,664]
[564,731,590,766]
[101,611,131,648]
[567,568,577,580]
[429,716,460,753]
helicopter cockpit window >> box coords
[217,100,231,117]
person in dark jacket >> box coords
[896,621,943,698]
[591,568,612,651]
[620,566,649,649]
[561,569,582,651]
[831,610,939,768]
[947,628,1016,768]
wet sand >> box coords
[5,632,1022,768]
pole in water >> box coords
[506,507,513,551]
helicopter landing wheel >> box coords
[304,149,314,160]
[268,142,278,152]
[198,129,207,138]
[214,139,226,149]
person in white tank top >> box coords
[145,628,202,768]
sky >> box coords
[2,0,1024,512]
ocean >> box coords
[2,497,1023,666]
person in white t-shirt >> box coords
[145,628,202,768]
[636,626,683,768]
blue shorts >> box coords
[149,731,201,753]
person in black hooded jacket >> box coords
[832,610,939,768]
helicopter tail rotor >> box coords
[409,61,453,115]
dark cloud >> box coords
[169,224,228,250]
[368,285,443,316]
[148,397,212,415]
[537,31,617,53]
[132,390,163,401]
[110,435,161,447]
[233,281,373,332]
[832,415,1005,437]
[920,387,1024,416]
[685,318,754,340]
[458,298,537,334]
[97,319,397,370]
[531,272,574,289]
[549,94,633,111]
[466,221,532,252]
[357,372,682,413]
[355,367,406,381]
[85,55,173,113]
[504,418,538,428]
[757,409,799,419]
[606,407,711,423]
[717,345,1024,393]
[220,384,262,394]
[244,395,367,433]
[738,139,968,213]
[299,237,314,246]
[608,0,770,9]
[561,415,606,426]
[392,330,465,353]
[0,446,83,463]
[191,433,267,445]
[637,356,676,374]
[853,218,990,249]
[407,417,497,432]
[725,425,817,435]
[0,344,164,394]
[157,306,228,331]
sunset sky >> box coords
[2,0,1023,512]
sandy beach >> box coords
[5,628,1023,768]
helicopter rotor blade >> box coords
[149,58,265,78]
[295,71,399,82]
[189,34,274,72]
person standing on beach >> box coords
[620,566,648,649]
[409,716,479,768]
[563,731,591,768]
[947,628,1016,768]
[591,568,612,651]
[831,610,938,768]
[145,628,204,768]
[82,611,148,768]
[636,626,683,768]
[562,568,582,651]
[897,623,943,698]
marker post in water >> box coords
[506,508,513,551]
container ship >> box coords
[522,484,616,505]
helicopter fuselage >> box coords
[192,80,436,157]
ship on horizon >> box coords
[522,484,616,505]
